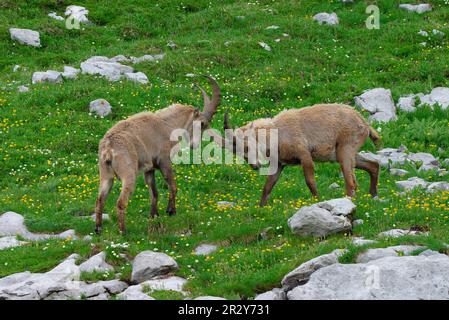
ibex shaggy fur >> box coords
[95,76,220,234]
[224,104,381,206]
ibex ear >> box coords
[194,108,200,116]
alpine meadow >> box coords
[1,0,449,300]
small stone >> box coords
[18,85,29,93]
[266,25,280,30]
[399,4,432,14]
[389,168,409,176]
[258,42,272,51]
[89,99,112,117]
[124,72,148,84]
[167,40,177,49]
[194,244,218,256]
[418,30,429,37]
[329,182,340,189]
[313,12,339,26]
[352,237,377,246]
[48,12,64,21]
[352,219,364,227]
[432,29,445,36]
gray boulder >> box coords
[356,245,424,263]
[0,211,77,241]
[287,254,449,300]
[396,177,428,191]
[397,95,417,112]
[9,28,41,47]
[281,249,346,290]
[62,66,80,79]
[254,288,286,300]
[140,276,187,294]
[117,285,155,300]
[427,181,449,192]
[80,56,134,81]
[352,237,377,246]
[354,88,396,123]
[419,87,449,109]
[378,228,425,238]
[79,252,114,273]
[32,70,63,84]
[0,236,27,250]
[124,72,148,84]
[194,296,226,300]
[399,4,432,14]
[288,198,354,237]
[131,251,178,283]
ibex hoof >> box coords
[95,226,102,234]
[166,208,176,216]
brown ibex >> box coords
[223,104,381,206]
[95,76,220,234]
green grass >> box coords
[1,0,449,299]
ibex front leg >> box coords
[160,163,177,216]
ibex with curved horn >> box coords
[95,75,220,234]
[223,104,381,206]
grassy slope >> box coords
[0,0,449,299]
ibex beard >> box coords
[94,76,220,235]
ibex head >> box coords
[224,111,274,170]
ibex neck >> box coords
[156,104,194,129]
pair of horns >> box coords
[192,75,221,122]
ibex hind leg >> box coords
[95,166,114,234]
[144,170,159,218]
[160,162,177,216]
[114,157,137,235]
[355,154,379,197]
[337,145,357,197]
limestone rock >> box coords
[9,28,41,47]
[131,251,178,283]
[79,252,114,273]
[313,12,339,26]
[89,99,112,117]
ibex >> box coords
[223,104,381,206]
[95,76,220,234]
